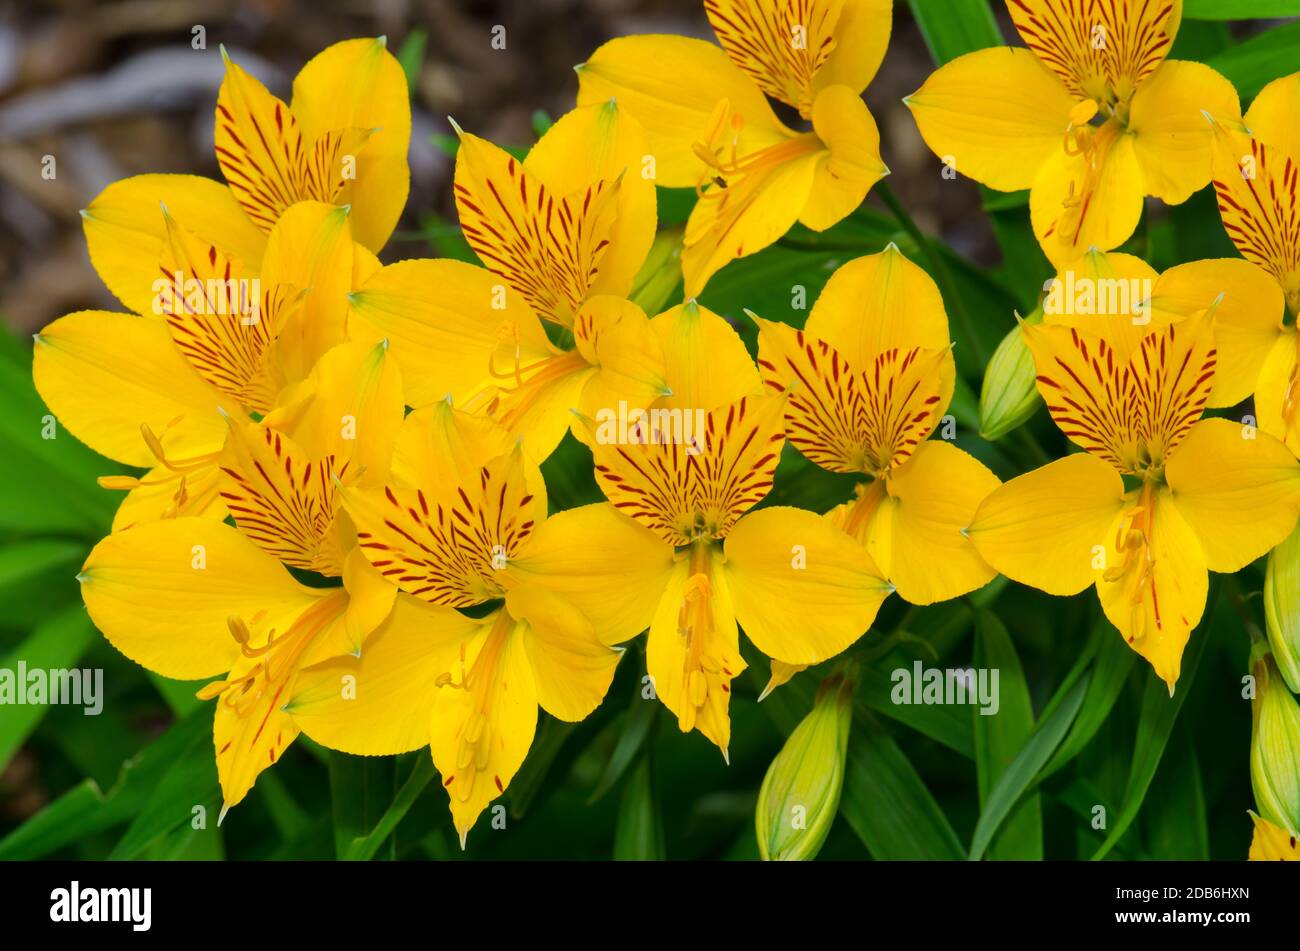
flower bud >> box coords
[1250,646,1300,837]
[979,308,1043,441]
[629,227,683,317]
[1263,523,1300,692]
[755,665,855,861]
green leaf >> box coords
[0,705,213,860]
[329,752,396,860]
[108,731,219,859]
[839,713,965,860]
[344,755,436,861]
[908,0,1002,63]
[506,715,577,819]
[1208,21,1300,101]
[1089,587,1216,860]
[613,753,664,860]
[395,30,427,95]
[0,605,98,769]
[589,691,659,803]
[1143,726,1209,861]
[973,611,1042,859]
[968,669,1092,860]
[1184,0,1300,18]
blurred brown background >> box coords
[0,0,1004,336]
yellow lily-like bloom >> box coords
[753,246,1001,604]
[34,202,370,528]
[576,0,891,295]
[348,103,668,461]
[969,304,1300,689]
[288,401,640,845]
[511,304,892,754]
[77,338,408,813]
[906,0,1240,267]
[1248,812,1300,860]
[80,37,408,315]
[1204,73,1300,453]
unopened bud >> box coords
[628,226,683,316]
[979,308,1043,441]
[1263,523,1300,692]
[755,665,855,861]
[1250,646,1300,838]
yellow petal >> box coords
[1165,418,1300,573]
[392,399,514,490]
[81,174,266,316]
[806,244,950,364]
[575,34,790,188]
[592,393,786,545]
[265,338,404,486]
[290,37,412,251]
[33,311,225,467]
[1095,485,1206,690]
[1030,122,1144,267]
[79,517,321,680]
[968,452,1125,596]
[1152,258,1285,407]
[1245,71,1300,162]
[905,46,1075,192]
[213,650,302,809]
[812,0,893,97]
[870,441,1000,604]
[430,609,538,846]
[723,505,892,665]
[1210,125,1300,315]
[1248,813,1300,860]
[1041,249,1162,359]
[507,583,620,722]
[648,549,745,752]
[524,101,657,303]
[1024,316,1217,471]
[652,300,761,411]
[314,545,399,661]
[572,296,670,431]
[1128,60,1240,204]
[260,202,355,383]
[1255,330,1300,454]
[1007,0,1179,101]
[800,85,888,232]
[347,258,552,408]
[289,592,477,755]
[507,502,676,645]
[756,316,955,474]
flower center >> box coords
[675,540,734,735]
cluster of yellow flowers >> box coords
[29,1,1300,856]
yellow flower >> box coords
[906,0,1240,267]
[576,0,891,295]
[969,309,1300,689]
[1204,74,1300,454]
[79,37,408,314]
[754,246,1000,604]
[77,339,407,813]
[34,202,368,528]
[289,403,635,845]
[348,103,668,461]
[510,304,892,754]
[1247,812,1299,860]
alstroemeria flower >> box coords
[349,102,667,461]
[906,0,1240,267]
[969,311,1300,689]
[79,38,409,316]
[511,307,892,755]
[754,246,1001,604]
[34,202,369,528]
[78,338,407,812]
[1203,73,1300,453]
[576,0,891,295]
[296,403,636,845]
